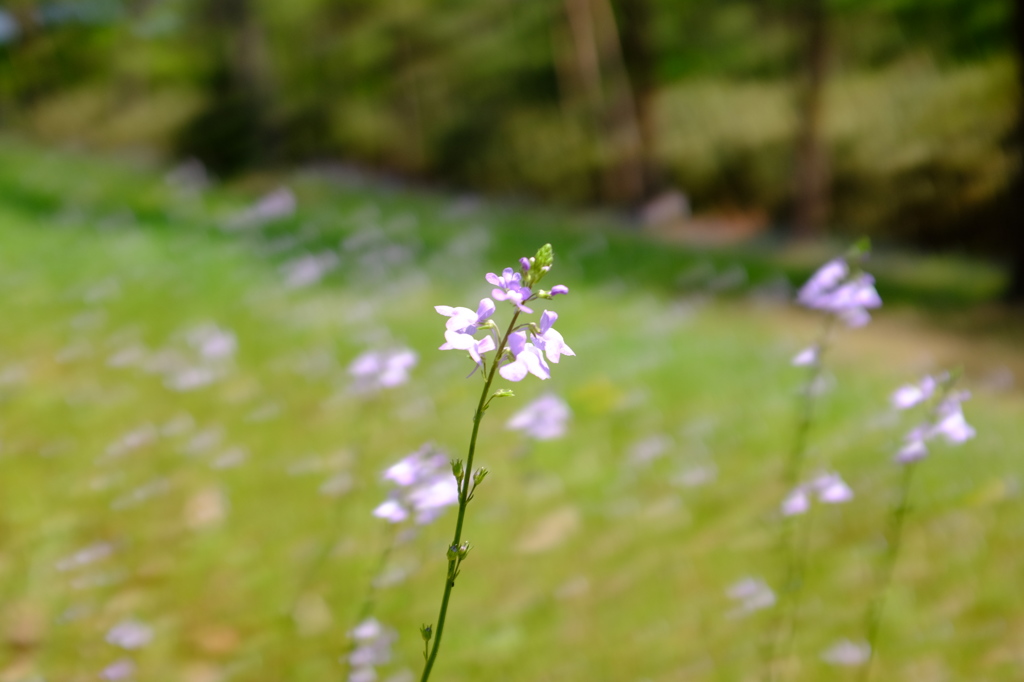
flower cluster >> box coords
[346,617,396,682]
[373,445,459,525]
[797,256,882,328]
[349,348,418,390]
[435,245,574,382]
[781,471,854,516]
[892,374,975,463]
[506,393,571,440]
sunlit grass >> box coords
[0,142,1021,681]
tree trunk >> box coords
[613,0,659,196]
[792,0,830,237]
[1006,0,1024,302]
[561,0,647,204]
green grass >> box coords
[0,139,1021,681]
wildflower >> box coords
[890,375,938,410]
[781,472,854,517]
[533,311,575,364]
[892,375,975,464]
[506,393,571,440]
[373,445,459,525]
[791,346,818,367]
[436,299,497,368]
[821,639,871,667]
[346,617,396,682]
[105,620,153,650]
[349,349,418,390]
[727,577,776,616]
[100,658,136,681]
[435,247,573,383]
[499,332,550,382]
[487,268,533,313]
[797,258,881,327]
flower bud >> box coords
[457,541,471,559]
[534,244,554,270]
[420,624,433,642]
[493,389,514,399]
[451,458,465,482]
[446,544,460,562]
[473,467,489,488]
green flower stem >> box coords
[340,523,400,679]
[419,310,521,682]
[763,314,835,682]
[859,462,917,682]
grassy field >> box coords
[0,139,1021,681]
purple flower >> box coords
[891,375,939,409]
[101,658,136,681]
[374,445,459,525]
[346,617,396,680]
[727,577,776,616]
[105,620,153,650]
[791,346,818,367]
[499,331,550,382]
[797,259,882,327]
[349,348,418,390]
[549,284,569,296]
[893,378,974,464]
[486,268,534,313]
[497,311,576,382]
[821,639,871,667]
[506,393,571,440]
[781,472,854,516]
[534,311,575,364]
[437,299,498,368]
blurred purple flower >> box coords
[727,577,776,616]
[349,349,418,390]
[797,258,881,327]
[374,445,458,525]
[791,346,818,367]
[346,617,396,681]
[891,375,939,409]
[781,472,854,517]
[506,393,571,440]
[100,658,136,681]
[821,639,871,667]
[893,378,975,464]
[105,620,153,650]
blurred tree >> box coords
[612,0,660,197]
[1008,0,1024,301]
[560,0,647,203]
[791,0,830,237]
[174,0,277,176]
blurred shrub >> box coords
[656,57,1017,242]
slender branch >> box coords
[763,314,835,682]
[339,524,400,679]
[419,310,521,682]
[858,463,917,682]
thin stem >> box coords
[762,314,835,682]
[339,525,400,679]
[419,311,521,682]
[858,463,917,682]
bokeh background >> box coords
[0,1,1022,681]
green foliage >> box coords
[0,0,1017,240]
